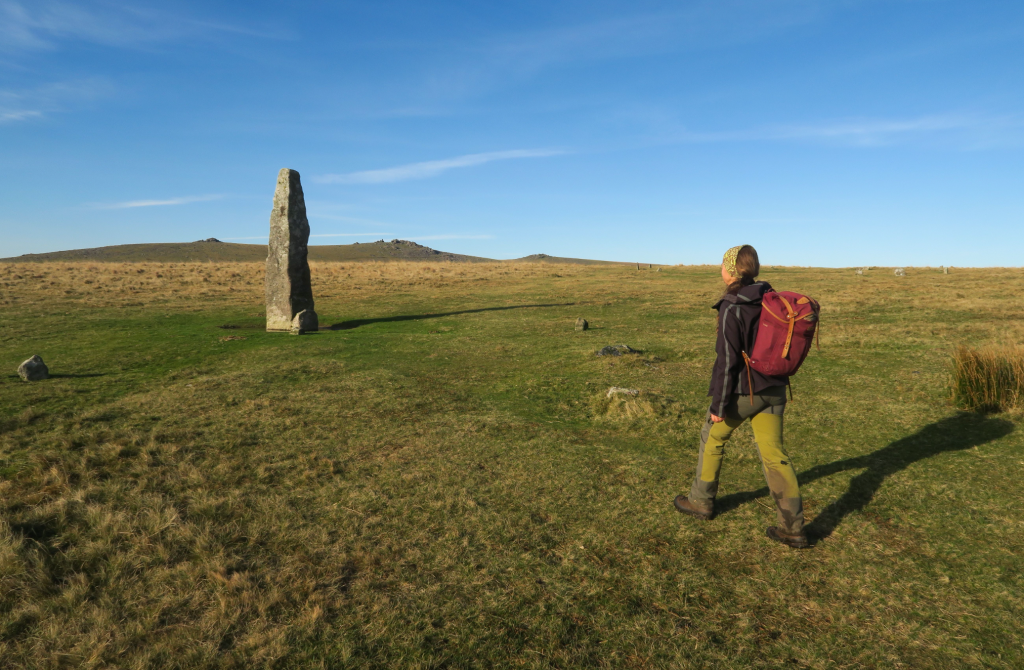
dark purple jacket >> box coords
[707,281,789,416]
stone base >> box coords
[266,308,293,332]
[290,309,319,335]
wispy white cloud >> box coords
[95,194,223,209]
[638,112,1024,148]
[0,109,41,122]
[749,115,995,146]
[309,214,393,227]
[310,233,395,238]
[0,0,287,54]
[0,78,112,123]
[408,235,494,240]
[417,2,827,102]
[316,149,566,184]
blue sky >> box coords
[1,0,1022,266]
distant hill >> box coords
[1,240,638,265]
[510,253,636,266]
[1,239,492,263]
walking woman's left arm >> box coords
[709,304,745,419]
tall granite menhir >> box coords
[266,168,318,333]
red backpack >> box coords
[741,290,820,398]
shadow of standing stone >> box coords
[266,168,318,333]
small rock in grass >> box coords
[18,355,49,381]
[597,344,638,357]
[220,335,248,342]
[894,268,906,277]
[607,387,639,398]
[575,317,588,331]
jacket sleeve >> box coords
[710,304,745,417]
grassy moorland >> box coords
[0,261,1022,669]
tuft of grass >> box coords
[950,344,1024,412]
[593,390,687,423]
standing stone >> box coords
[943,266,950,275]
[575,317,589,331]
[855,269,863,276]
[266,169,318,332]
[18,355,49,381]
[894,268,906,277]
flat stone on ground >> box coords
[597,344,638,357]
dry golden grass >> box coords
[951,344,1024,412]
[0,261,597,309]
[1,261,1023,668]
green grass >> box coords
[1,262,1022,668]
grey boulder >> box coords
[597,344,638,357]
[575,317,588,331]
[18,355,49,381]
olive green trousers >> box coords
[689,388,805,535]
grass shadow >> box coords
[714,413,1015,541]
[326,303,575,330]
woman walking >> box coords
[674,245,809,548]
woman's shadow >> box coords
[714,413,1014,543]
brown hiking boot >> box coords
[674,495,714,520]
[766,526,809,549]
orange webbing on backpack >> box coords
[777,294,797,357]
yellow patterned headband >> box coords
[722,245,743,277]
